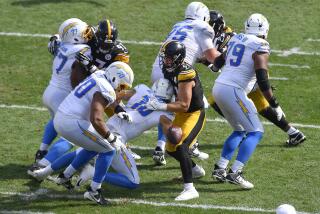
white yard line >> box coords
[0,32,319,57]
[307,38,320,42]
[1,103,319,129]
[0,190,313,214]
[269,77,288,80]
[0,211,54,214]
[269,62,310,69]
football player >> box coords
[30,78,206,189]
[53,62,134,205]
[206,10,306,147]
[211,14,285,189]
[31,18,94,166]
[150,1,220,166]
[145,41,207,201]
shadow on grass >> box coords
[11,0,104,7]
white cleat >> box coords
[28,168,48,182]
[189,143,209,160]
[192,165,205,179]
[175,187,199,201]
[225,170,254,189]
[76,164,94,188]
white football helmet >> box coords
[185,2,210,22]
[58,18,93,44]
[104,62,134,91]
[152,78,174,101]
[244,13,269,39]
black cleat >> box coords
[212,164,227,182]
[225,170,254,189]
[84,187,109,205]
[55,173,74,190]
[34,150,48,163]
[152,147,166,166]
[286,131,306,146]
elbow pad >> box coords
[256,68,271,92]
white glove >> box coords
[273,106,286,121]
[145,97,167,111]
[111,135,125,152]
[117,112,133,123]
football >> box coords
[166,125,183,145]
[276,204,296,214]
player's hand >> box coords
[110,135,125,152]
[75,52,97,73]
[273,106,285,121]
[117,112,133,123]
[145,97,167,111]
[48,34,60,55]
[208,64,221,73]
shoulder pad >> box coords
[247,36,270,53]
[194,20,215,39]
[224,26,233,34]
[59,43,91,56]
[113,41,129,54]
[178,67,196,82]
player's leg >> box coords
[165,109,206,201]
[248,88,306,146]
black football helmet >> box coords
[159,40,186,76]
[209,10,225,37]
[95,19,118,50]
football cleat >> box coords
[34,150,48,163]
[84,187,109,205]
[212,164,227,182]
[152,147,166,166]
[189,142,209,160]
[286,130,306,146]
[28,167,48,182]
[27,163,45,181]
[175,187,199,201]
[192,164,206,179]
[54,173,74,190]
[75,164,95,188]
[127,146,141,160]
[225,170,254,189]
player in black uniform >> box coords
[145,40,206,201]
[205,11,306,152]
[71,19,130,88]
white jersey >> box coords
[215,33,270,93]
[151,19,214,82]
[106,84,173,142]
[49,43,91,92]
[58,70,116,121]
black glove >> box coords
[48,35,59,55]
[208,64,221,73]
[75,52,97,73]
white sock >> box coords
[287,126,298,135]
[183,183,194,190]
[156,140,166,151]
[40,165,54,177]
[39,143,49,151]
[38,158,50,167]
[217,157,229,169]
[63,165,76,178]
[231,160,244,172]
[90,181,102,191]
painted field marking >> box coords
[269,62,310,69]
[0,190,314,214]
[307,38,320,42]
[1,32,320,57]
[1,103,319,129]
[0,211,54,214]
[269,77,288,80]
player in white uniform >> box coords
[53,61,134,205]
[31,18,94,167]
[151,2,220,165]
[211,14,285,189]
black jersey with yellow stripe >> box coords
[213,26,236,52]
[166,63,204,113]
[89,40,129,69]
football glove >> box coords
[48,34,60,55]
[110,135,125,152]
[117,112,133,123]
[75,52,97,73]
[145,97,167,111]
[208,64,221,73]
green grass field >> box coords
[0,0,319,213]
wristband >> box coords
[105,131,116,143]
